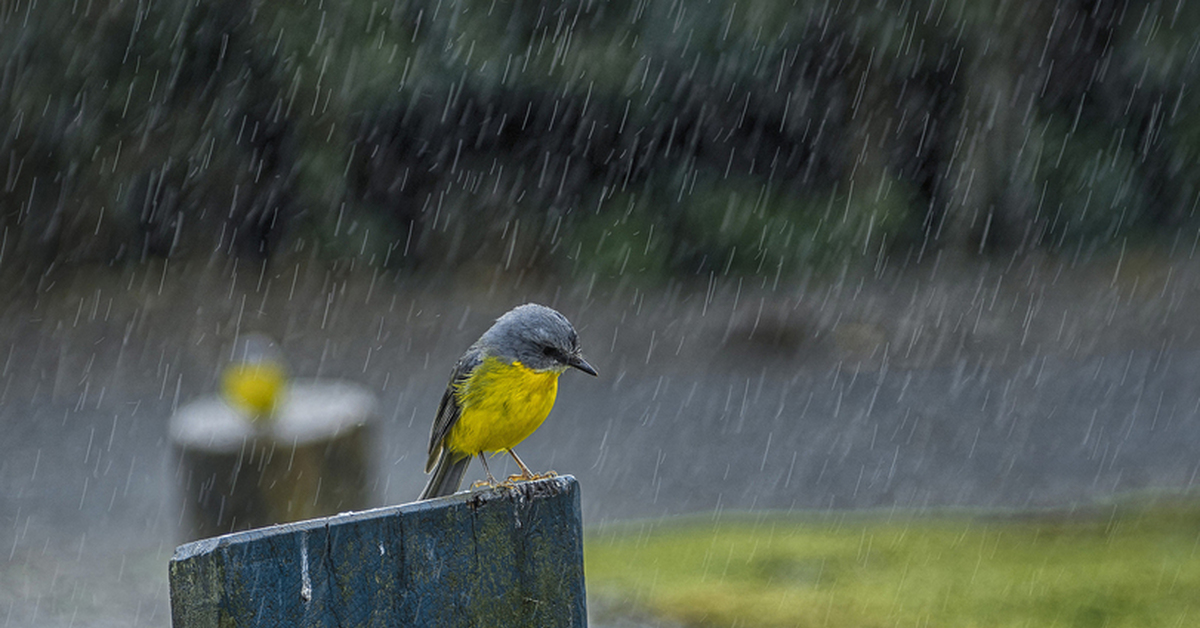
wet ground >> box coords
[2,245,1199,626]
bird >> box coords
[418,303,598,500]
[220,333,288,426]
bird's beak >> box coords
[568,355,599,376]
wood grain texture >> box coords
[169,476,586,627]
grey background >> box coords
[2,248,1198,625]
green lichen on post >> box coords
[168,539,224,628]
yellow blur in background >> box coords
[220,334,287,424]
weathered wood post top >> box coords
[169,476,586,627]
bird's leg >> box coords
[469,452,501,489]
[508,450,534,480]
[506,449,557,483]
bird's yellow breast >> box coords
[445,356,561,456]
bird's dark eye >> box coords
[542,345,560,359]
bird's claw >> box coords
[472,477,526,491]
[505,470,558,483]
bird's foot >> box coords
[505,470,558,483]
[472,477,521,492]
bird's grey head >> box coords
[478,303,598,376]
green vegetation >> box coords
[4,0,1200,275]
[586,500,1200,627]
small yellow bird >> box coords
[418,304,598,500]
[220,334,288,425]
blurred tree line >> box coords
[1,0,1197,280]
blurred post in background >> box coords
[170,334,379,540]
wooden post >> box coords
[168,476,587,628]
[170,380,378,540]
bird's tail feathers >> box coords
[418,450,471,500]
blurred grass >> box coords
[586,498,1200,627]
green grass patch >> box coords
[585,500,1200,627]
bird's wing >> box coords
[425,349,482,471]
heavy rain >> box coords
[2,0,1199,626]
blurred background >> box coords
[2,0,1199,625]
